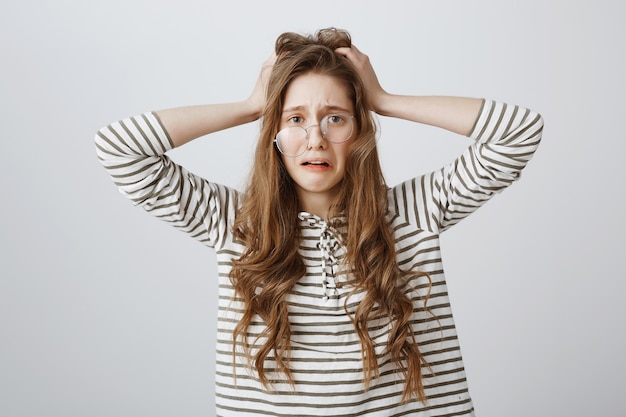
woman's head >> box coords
[251,27,380,218]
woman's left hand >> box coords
[335,45,388,114]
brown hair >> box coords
[230,28,430,402]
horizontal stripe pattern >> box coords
[96,99,543,416]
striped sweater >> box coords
[96,99,543,416]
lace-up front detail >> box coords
[298,212,344,301]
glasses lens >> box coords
[274,113,355,157]
[321,113,354,143]
[275,127,307,157]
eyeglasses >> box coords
[274,113,355,157]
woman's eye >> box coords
[288,116,303,124]
[327,114,344,124]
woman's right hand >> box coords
[247,53,277,118]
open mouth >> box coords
[302,161,330,167]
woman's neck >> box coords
[297,193,335,220]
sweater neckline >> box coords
[297,211,345,226]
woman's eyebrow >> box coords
[282,105,352,113]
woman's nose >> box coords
[306,125,327,150]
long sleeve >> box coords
[95,112,240,250]
[390,99,544,233]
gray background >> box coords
[1,0,624,416]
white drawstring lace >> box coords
[298,213,340,301]
[318,223,339,301]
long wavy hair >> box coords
[230,28,430,402]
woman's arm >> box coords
[95,55,276,248]
[336,45,543,233]
[335,45,482,136]
[367,95,483,137]
[155,54,276,147]
[156,101,261,147]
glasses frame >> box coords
[274,113,356,158]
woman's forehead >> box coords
[282,73,353,113]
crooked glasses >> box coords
[274,113,355,157]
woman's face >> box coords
[278,72,356,217]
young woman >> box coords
[96,28,543,416]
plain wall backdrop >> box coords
[1,0,624,416]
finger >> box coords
[334,46,351,58]
[335,45,367,64]
[349,44,362,54]
[264,52,277,66]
